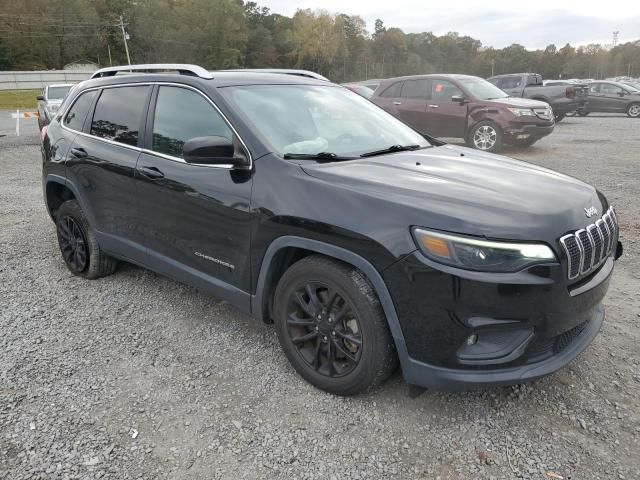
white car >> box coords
[37,83,74,130]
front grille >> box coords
[559,207,617,280]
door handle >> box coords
[139,166,165,179]
[393,101,402,105]
[70,147,87,158]
[428,104,439,108]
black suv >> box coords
[42,64,622,395]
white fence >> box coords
[0,70,96,90]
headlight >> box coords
[412,228,556,272]
[46,104,59,115]
[506,107,535,116]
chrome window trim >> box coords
[59,81,252,170]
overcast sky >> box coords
[265,0,640,49]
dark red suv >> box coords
[371,74,555,151]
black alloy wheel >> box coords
[286,282,362,378]
[57,215,89,273]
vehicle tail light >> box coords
[565,86,575,99]
[40,125,48,143]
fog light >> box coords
[466,334,478,346]
[517,134,530,139]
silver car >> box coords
[37,84,74,130]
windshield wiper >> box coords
[283,152,355,161]
[359,144,424,158]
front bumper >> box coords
[382,246,618,391]
[400,304,603,391]
[503,123,554,142]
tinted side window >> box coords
[500,76,522,89]
[380,82,403,98]
[487,78,500,86]
[600,84,622,95]
[64,90,98,131]
[432,80,463,101]
[90,86,149,147]
[152,86,232,158]
[401,79,431,99]
[589,84,600,94]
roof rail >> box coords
[91,64,213,80]
[219,69,330,81]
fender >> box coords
[252,235,414,380]
[44,174,97,225]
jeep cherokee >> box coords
[41,64,622,396]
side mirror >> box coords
[451,95,466,103]
[182,136,250,168]
[618,91,626,97]
[37,95,45,101]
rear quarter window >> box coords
[63,90,98,132]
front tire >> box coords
[55,200,118,279]
[467,121,503,152]
[577,109,590,117]
[627,103,640,118]
[273,256,398,396]
[554,112,566,122]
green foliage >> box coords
[1,0,639,82]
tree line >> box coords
[1,0,639,82]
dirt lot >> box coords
[1,115,639,480]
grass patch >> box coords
[0,90,40,110]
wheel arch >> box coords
[252,236,411,370]
[44,175,95,223]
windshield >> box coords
[458,78,508,100]
[221,85,430,157]
[48,86,72,100]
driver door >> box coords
[135,84,253,295]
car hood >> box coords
[486,97,550,108]
[300,145,604,245]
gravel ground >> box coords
[1,115,639,480]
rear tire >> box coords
[273,255,398,396]
[577,109,590,117]
[55,200,118,279]
[627,103,640,118]
[553,112,566,122]
[467,121,503,153]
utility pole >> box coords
[612,31,619,47]
[118,15,131,66]
[107,45,112,66]
[491,58,495,77]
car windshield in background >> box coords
[48,86,72,100]
[458,78,509,100]
[222,85,430,157]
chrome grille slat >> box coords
[559,206,617,280]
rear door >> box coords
[370,80,404,116]
[135,84,253,296]
[65,85,150,258]
[395,79,431,133]
[424,79,467,138]
[598,83,628,112]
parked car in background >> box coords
[371,74,554,152]
[351,79,381,91]
[36,84,74,130]
[620,80,640,92]
[342,83,374,98]
[488,73,588,122]
[579,81,640,118]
